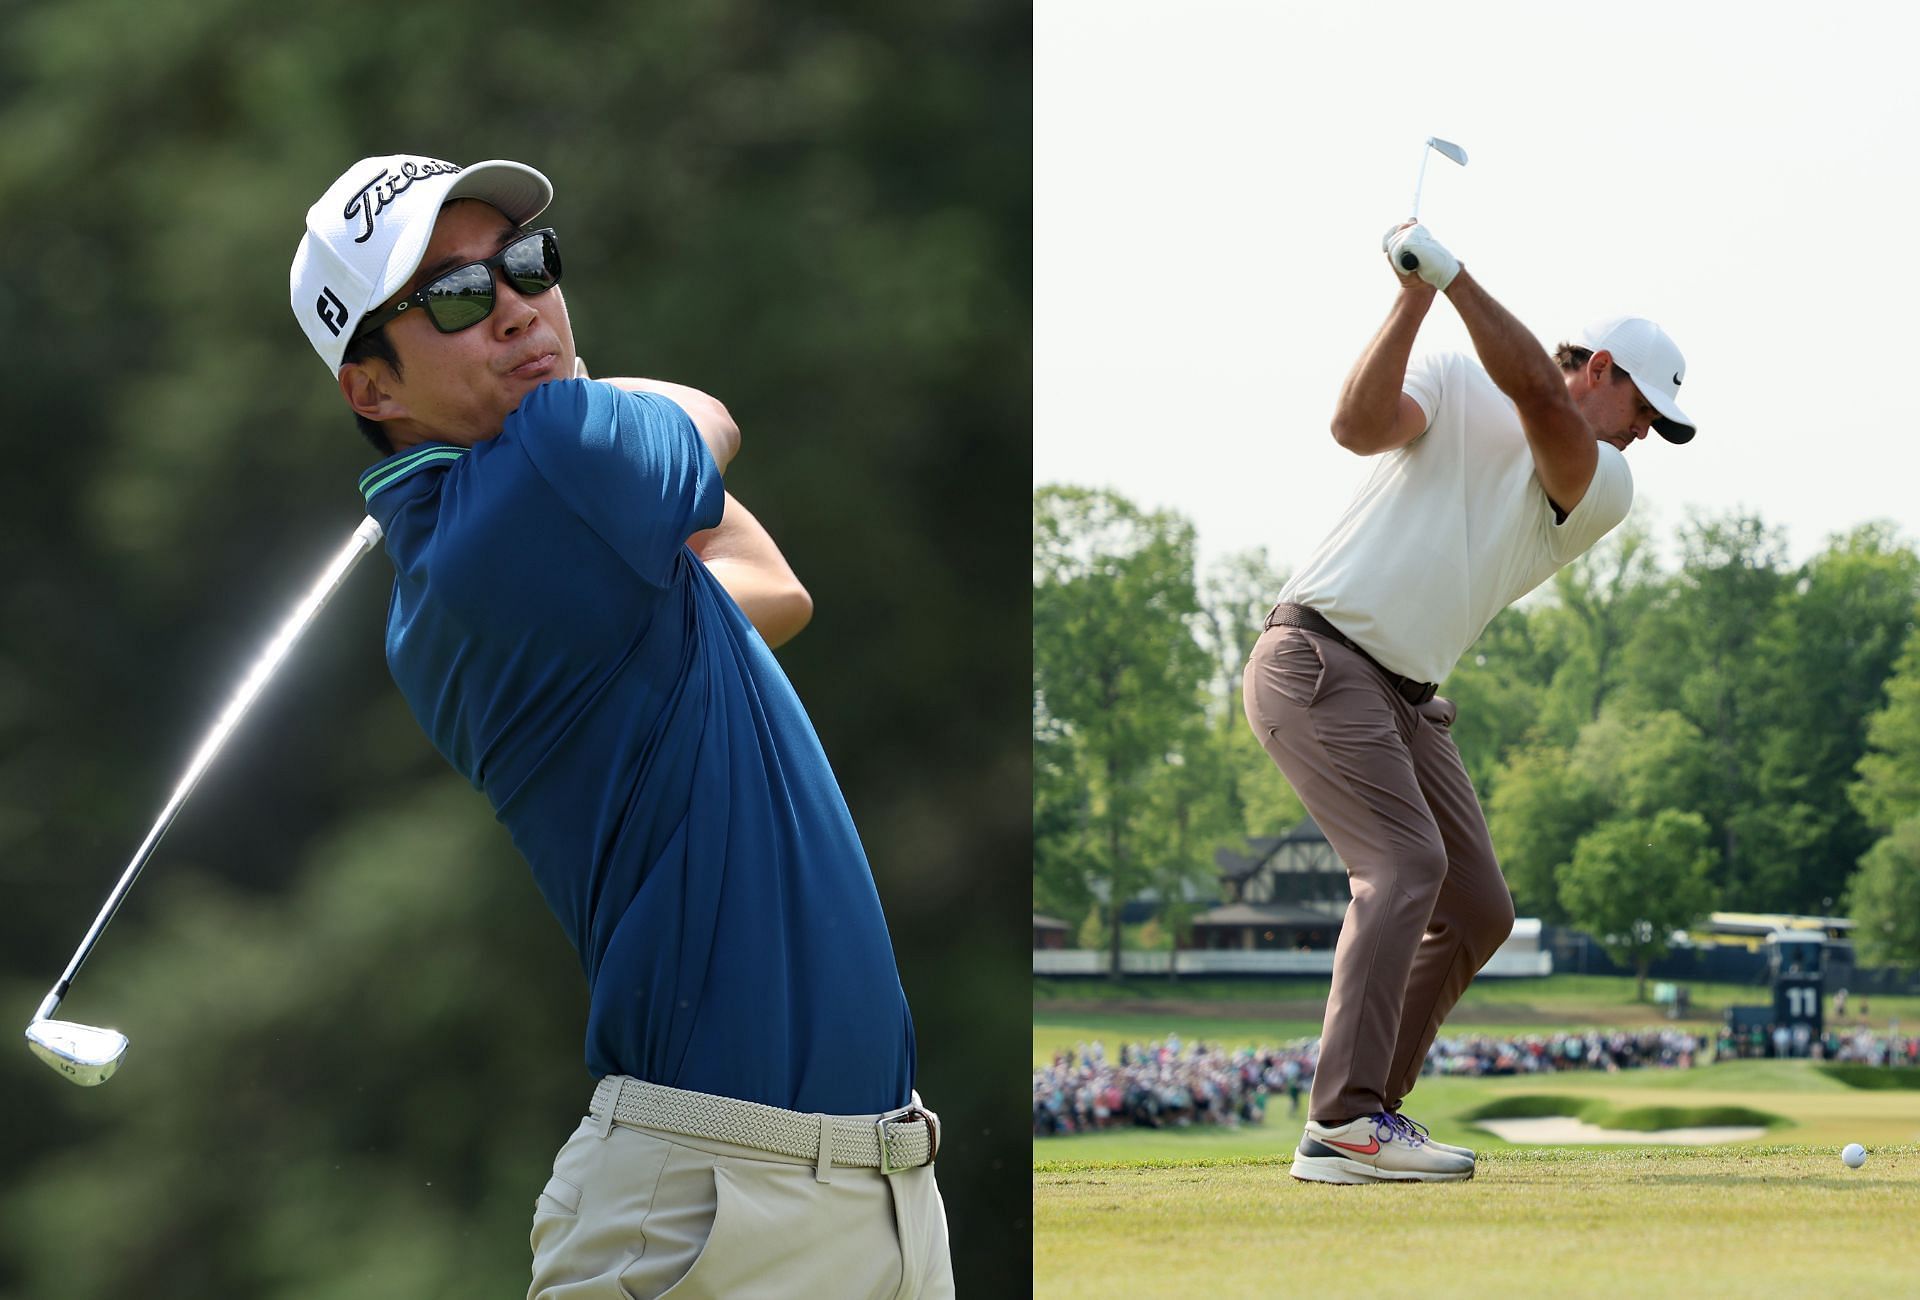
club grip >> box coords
[1399,252,1419,271]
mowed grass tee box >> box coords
[1034,974,1920,1295]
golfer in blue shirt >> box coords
[291,153,951,1299]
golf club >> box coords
[24,515,386,1086]
[1400,135,1469,273]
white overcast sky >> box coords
[1034,0,1920,579]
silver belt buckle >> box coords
[875,1103,939,1174]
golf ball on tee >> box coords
[1842,1143,1867,1168]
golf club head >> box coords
[25,1018,129,1086]
[1426,136,1468,167]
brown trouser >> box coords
[1243,624,1514,1123]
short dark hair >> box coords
[1553,342,1632,384]
[341,327,402,455]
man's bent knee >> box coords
[1469,892,1516,965]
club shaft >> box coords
[1411,147,1430,221]
[34,516,385,1020]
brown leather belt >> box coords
[1263,603,1438,706]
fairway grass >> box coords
[1034,1145,1920,1298]
[1034,1015,1323,1064]
[1036,992,1920,1295]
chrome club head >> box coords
[25,1019,129,1086]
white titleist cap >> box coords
[1577,316,1696,444]
[290,154,553,372]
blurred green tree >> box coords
[1743,524,1919,911]
[1134,711,1237,975]
[1850,617,1920,834]
[1615,513,1788,903]
[1486,744,1602,923]
[1536,521,1663,736]
[1440,606,1559,797]
[1194,547,1305,855]
[1559,809,1716,1001]
[1844,816,1920,967]
[1032,487,1209,976]
[1194,548,1286,726]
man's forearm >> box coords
[1443,268,1596,507]
[1332,286,1434,452]
[687,493,813,647]
[1442,271,1566,411]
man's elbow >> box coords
[701,398,742,472]
[708,396,741,457]
[673,388,739,471]
[762,582,814,648]
[1330,415,1385,454]
[786,583,814,635]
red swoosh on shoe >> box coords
[1323,1137,1380,1155]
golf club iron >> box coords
[1401,135,1469,273]
[24,515,386,1086]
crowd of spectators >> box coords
[1033,1035,1312,1137]
[1714,1024,1920,1064]
[1037,1026,1713,1136]
[1035,1018,1920,1135]
[1832,1031,1920,1066]
[1425,1028,1702,1075]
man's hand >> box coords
[1383,222,1460,291]
[687,493,814,648]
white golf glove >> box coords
[1382,223,1460,290]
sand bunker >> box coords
[1478,1116,1766,1145]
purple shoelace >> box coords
[1368,1111,1428,1147]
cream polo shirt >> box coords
[1276,350,1633,685]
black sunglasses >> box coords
[355,228,562,340]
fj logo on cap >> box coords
[315,286,349,337]
[342,158,462,244]
[1673,373,1683,387]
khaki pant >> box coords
[1244,625,1515,1123]
[528,1087,953,1299]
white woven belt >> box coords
[590,1076,940,1174]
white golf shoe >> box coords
[1290,1111,1475,1184]
[1382,223,1460,290]
[1393,1111,1475,1160]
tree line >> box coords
[1034,486,1920,983]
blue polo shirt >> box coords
[357,378,914,1115]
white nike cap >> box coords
[290,154,553,373]
[1577,316,1696,444]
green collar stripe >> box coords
[357,445,457,495]
[359,447,468,503]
